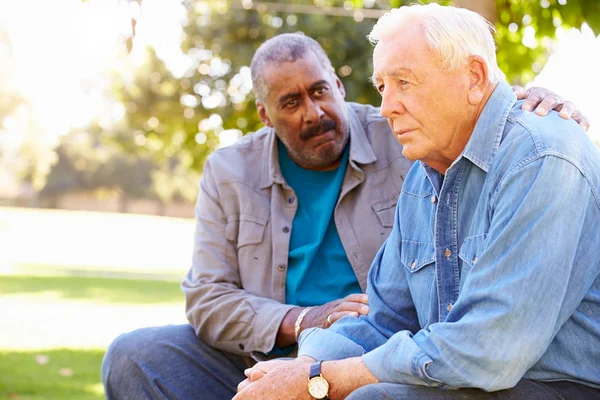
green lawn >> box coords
[0,349,106,400]
[0,208,191,399]
[0,275,184,305]
[0,274,187,399]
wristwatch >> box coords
[307,361,330,400]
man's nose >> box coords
[304,98,325,124]
[380,88,405,119]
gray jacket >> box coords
[181,102,413,356]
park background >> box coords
[0,0,598,398]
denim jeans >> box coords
[101,324,600,400]
[101,324,247,400]
[346,381,600,400]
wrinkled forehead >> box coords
[263,55,335,99]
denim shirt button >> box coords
[411,261,417,270]
[431,195,437,204]
[447,304,453,311]
[444,248,452,259]
[472,256,478,263]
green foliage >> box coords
[496,0,600,84]
[43,125,199,203]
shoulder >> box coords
[494,101,600,181]
[204,126,271,184]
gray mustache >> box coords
[300,119,336,141]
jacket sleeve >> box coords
[181,158,295,356]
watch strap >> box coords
[309,360,323,379]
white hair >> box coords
[368,3,505,83]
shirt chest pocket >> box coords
[458,234,486,289]
[400,240,436,327]
[371,197,398,228]
[225,214,269,248]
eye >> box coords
[398,79,410,87]
[284,99,298,108]
[313,87,328,97]
[377,84,385,94]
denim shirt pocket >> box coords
[401,240,436,327]
[458,234,487,290]
[226,214,269,248]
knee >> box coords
[102,327,157,389]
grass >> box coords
[0,274,187,399]
[0,275,184,305]
[0,208,192,399]
[0,349,106,400]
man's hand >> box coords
[512,85,590,132]
[235,358,313,400]
[304,293,369,329]
[236,356,378,400]
[276,294,369,348]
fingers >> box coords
[237,378,251,393]
[244,368,265,381]
[343,293,368,304]
[512,85,527,100]
[570,109,591,132]
[337,299,369,315]
[327,310,362,326]
[534,95,562,116]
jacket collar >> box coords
[461,81,517,173]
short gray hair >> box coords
[368,3,505,83]
[250,33,335,102]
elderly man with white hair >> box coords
[235,4,600,400]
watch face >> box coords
[308,376,329,399]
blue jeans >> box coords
[346,381,600,399]
[102,324,600,400]
[102,324,247,400]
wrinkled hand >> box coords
[512,85,590,132]
[235,357,313,400]
[303,293,369,331]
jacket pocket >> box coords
[371,197,398,228]
[401,240,436,327]
[226,214,269,248]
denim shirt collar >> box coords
[260,103,377,189]
[461,81,517,173]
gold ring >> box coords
[327,314,333,326]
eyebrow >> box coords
[276,80,331,106]
[370,68,417,88]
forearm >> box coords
[183,278,295,354]
[275,307,302,348]
[322,357,379,399]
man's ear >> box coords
[335,76,346,98]
[467,55,489,105]
[256,100,273,127]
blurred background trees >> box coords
[1,0,598,216]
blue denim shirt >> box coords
[299,81,600,391]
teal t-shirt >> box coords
[278,140,361,307]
